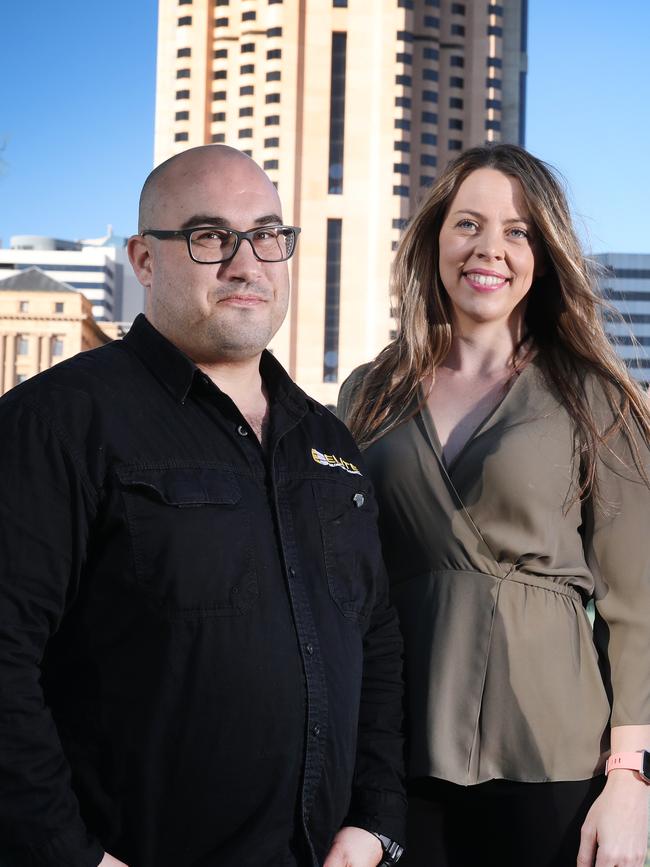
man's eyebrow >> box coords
[179,214,283,230]
[451,209,532,224]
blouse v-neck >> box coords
[418,358,535,475]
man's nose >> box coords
[220,237,263,279]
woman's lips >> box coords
[463,270,510,293]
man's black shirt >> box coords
[0,315,405,867]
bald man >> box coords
[0,147,406,867]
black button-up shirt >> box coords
[0,315,405,867]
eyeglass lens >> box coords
[189,227,296,262]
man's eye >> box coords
[194,230,230,243]
[254,229,279,241]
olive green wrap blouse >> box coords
[338,360,650,785]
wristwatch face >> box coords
[643,750,650,782]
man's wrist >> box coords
[369,831,404,865]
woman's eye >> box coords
[509,227,529,239]
[456,219,477,230]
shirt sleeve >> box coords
[342,495,407,844]
[582,386,650,728]
[0,397,104,867]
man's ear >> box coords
[127,235,153,288]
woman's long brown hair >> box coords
[344,143,650,502]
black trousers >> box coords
[401,776,606,867]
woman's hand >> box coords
[577,770,649,866]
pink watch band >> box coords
[606,751,644,775]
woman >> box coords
[338,144,650,867]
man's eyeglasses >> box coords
[141,225,301,264]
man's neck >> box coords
[198,355,270,447]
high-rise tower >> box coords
[154,0,527,403]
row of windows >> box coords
[395,112,439,131]
[212,0,285,4]
[213,47,281,60]
[392,153,438,172]
[13,334,65,355]
[215,24,284,37]
[210,68,281,80]
[212,90,281,101]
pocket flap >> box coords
[117,466,241,506]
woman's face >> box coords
[437,168,542,331]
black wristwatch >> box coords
[370,831,404,865]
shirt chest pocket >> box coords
[117,466,258,619]
[313,479,382,621]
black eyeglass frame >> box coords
[140,225,301,264]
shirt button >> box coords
[305,643,314,655]
[288,566,296,578]
[237,424,248,437]
[312,723,321,737]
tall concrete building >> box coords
[154,0,527,403]
[596,252,650,388]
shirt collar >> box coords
[122,313,317,416]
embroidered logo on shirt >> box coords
[311,448,362,476]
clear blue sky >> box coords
[1,1,649,253]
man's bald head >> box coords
[137,145,275,233]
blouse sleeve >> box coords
[582,381,650,727]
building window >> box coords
[264,137,280,147]
[451,23,465,35]
[448,139,463,150]
[266,70,281,81]
[323,219,342,383]
[397,30,414,43]
[214,48,228,58]
[239,106,253,116]
[177,47,192,57]
[333,0,348,5]
[176,68,190,78]
[242,10,256,20]
[451,2,466,12]
[396,52,413,65]
[212,133,226,142]
[269,0,283,4]
[396,74,412,87]
[487,57,503,68]
[393,163,410,175]
[423,46,439,59]
[176,89,190,99]
[486,77,502,88]
[394,141,410,152]
[238,128,253,138]
[398,0,414,6]
[241,42,255,52]
[488,3,504,15]
[421,111,438,123]
[422,90,438,103]
[264,159,279,170]
[267,48,281,59]
[449,118,463,130]
[212,111,226,121]
[175,110,190,120]
[395,118,411,130]
[421,132,437,145]
[421,154,437,166]
[485,98,502,109]
[17,337,29,355]
[175,132,189,141]
[215,0,229,5]
[423,69,438,81]
[392,218,408,230]
[52,338,64,356]
[213,90,227,100]
[215,16,229,26]
[55,302,64,313]
[265,115,280,125]
[239,85,254,95]
[393,185,410,197]
[213,71,228,81]
[267,27,282,37]
[178,16,192,25]
[179,0,192,4]
[19,300,29,312]
[424,16,440,27]
[485,119,501,130]
[488,25,503,37]
[420,176,434,186]
[450,56,464,67]
[450,76,464,88]
[328,31,347,195]
[265,93,281,103]
[240,63,254,74]
[395,96,411,108]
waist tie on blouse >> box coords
[503,567,583,603]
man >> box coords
[0,146,406,867]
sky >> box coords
[1,0,649,253]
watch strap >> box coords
[605,750,650,782]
